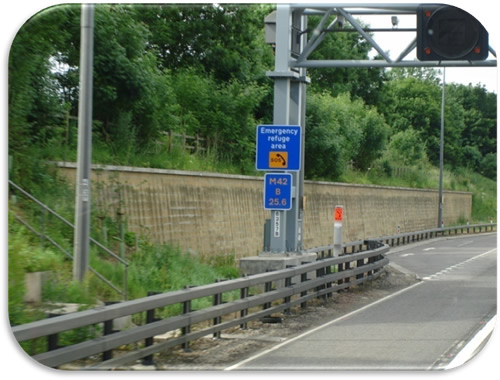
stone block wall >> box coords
[57,163,472,260]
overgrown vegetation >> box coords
[8,195,241,328]
[8,4,496,325]
[9,4,496,182]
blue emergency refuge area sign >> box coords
[264,173,292,210]
[256,125,302,171]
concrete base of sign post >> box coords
[239,251,317,289]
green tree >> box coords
[384,128,428,167]
[447,83,497,158]
[133,4,274,83]
[305,92,344,179]
[379,74,442,164]
[171,68,268,170]
[305,91,388,179]
[8,4,495,182]
[8,5,73,154]
[306,15,386,105]
[89,5,171,151]
[480,153,497,180]
[380,70,496,172]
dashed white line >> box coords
[400,253,415,257]
[422,248,496,281]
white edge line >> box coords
[224,281,424,371]
[445,315,497,370]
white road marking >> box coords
[422,248,496,281]
[224,281,424,371]
[423,247,435,251]
[400,253,415,257]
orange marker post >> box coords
[333,206,343,257]
[334,206,344,223]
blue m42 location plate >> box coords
[256,125,302,171]
[263,173,292,210]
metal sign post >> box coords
[256,124,302,252]
[263,4,308,253]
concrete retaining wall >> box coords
[303,179,472,246]
[57,163,472,260]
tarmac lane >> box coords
[226,233,497,371]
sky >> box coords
[360,5,498,92]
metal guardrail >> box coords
[373,223,496,248]
[8,180,129,299]
[12,243,389,369]
[11,222,495,369]
[306,223,497,256]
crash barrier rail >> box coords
[12,242,389,369]
[8,180,129,300]
[370,223,496,249]
[306,223,496,256]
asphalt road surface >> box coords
[227,233,497,371]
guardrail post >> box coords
[316,264,326,302]
[47,313,60,352]
[284,265,295,315]
[263,270,273,311]
[344,259,351,287]
[102,319,114,361]
[142,292,161,365]
[102,301,120,361]
[325,263,333,298]
[213,279,225,339]
[365,241,380,277]
[182,286,192,352]
[300,262,309,309]
[368,255,376,276]
[356,257,364,280]
[240,275,249,329]
[337,261,344,286]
